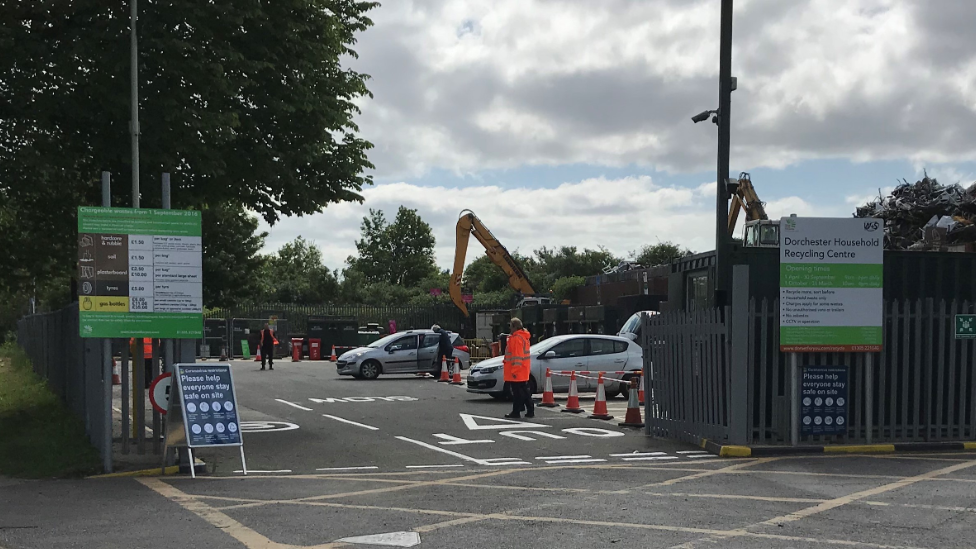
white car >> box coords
[466,334,643,400]
[617,310,659,342]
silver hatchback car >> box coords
[335,330,471,379]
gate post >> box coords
[729,265,750,445]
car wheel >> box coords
[359,360,381,380]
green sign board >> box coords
[78,207,203,338]
[779,217,884,352]
[956,315,976,339]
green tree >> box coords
[347,207,437,287]
[532,246,619,291]
[632,241,693,267]
[202,205,268,309]
[0,0,377,303]
[263,237,338,304]
[551,276,586,302]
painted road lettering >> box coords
[239,421,299,433]
[432,433,493,445]
[499,430,567,441]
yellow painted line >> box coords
[138,478,293,549]
[823,444,896,454]
[758,456,976,526]
[642,457,778,488]
[89,466,179,479]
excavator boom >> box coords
[727,172,768,235]
[450,210,538,317]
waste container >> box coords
[291,338,303,362]
[309,338,322,361]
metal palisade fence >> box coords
[641,295,976,447]
[16,305,112,471]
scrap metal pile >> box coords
[854,176,976,250]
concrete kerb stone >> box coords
[698,439,976,458]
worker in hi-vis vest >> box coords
[503,317,533,419]
[129,338,154,389]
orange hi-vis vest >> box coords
[503,329,532,382]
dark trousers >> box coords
[510,381,534,416]
[261,346,274,368]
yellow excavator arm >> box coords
[450,210,538,317]
[727,172,768,235]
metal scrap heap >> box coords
[854,176,976,250]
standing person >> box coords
[503,318,533,419]
[432,325,454,370]
[130,337,154,388]
[259,323,278,371]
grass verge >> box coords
[0,343,101,478]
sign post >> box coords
[779,217,883,445]
[77,207,203,338]
[164,363,246,477]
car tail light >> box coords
[455,345,469,353]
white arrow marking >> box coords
[336,531,421,547]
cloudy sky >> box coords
[259,0,976,271]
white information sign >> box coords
[779,217,883,352]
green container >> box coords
[358,330,382,346]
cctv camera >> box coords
[691,110,711,124]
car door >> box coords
[384,335,419,373]
[587,337,628,387]
[542,337,590,391]
[419,334,440,372]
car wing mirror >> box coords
[543,350,556,359]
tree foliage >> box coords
[261,237,338,304]
[0,0,378,304]
[202,205,268,309]
[347,207,437,287]
[632,241,693,267]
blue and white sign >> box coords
[175,364,242,447]
[799,366,849,437]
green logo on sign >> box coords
[956,315,976,339]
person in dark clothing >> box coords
[432,325,454,368]
[259,323,278,370]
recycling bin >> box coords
[309,338,322,361]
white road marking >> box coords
[322,414,380,431]
[623,456,679,461]
[433,433,493,445]
[315,466,379,471]
[274,398,313,411]
[459,413,549,431]
[406,464,465,469]
[479,458,532,466]
[535,455,592,460]
[610,452,667,457]
[233,470,291,473]
[561,427,625,437]
[686,454,719,459]
[396,436,496,466]
[337,531,421,547]
[542,458,607,464]
[677,450,708,454]
[499,431,567,441]
[239,421,300,433]
[112,406,153,435]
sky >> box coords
[258,0,976,271]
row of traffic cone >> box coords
[437,357,463,385]
[539,369,643,428]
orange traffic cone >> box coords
[112,359,122,385]
[637,378,646,405]
[618,378,644,428]
[561,371,584,413]
[450,357,463,385]
[539,369,558,407]
[329,346,338,362]
[438,357,451,382]
[589,373,614,420]
[255,347,262,362]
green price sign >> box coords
[78,207,203,338]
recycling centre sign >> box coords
[77,207,203,338]
[779,217,883,352]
